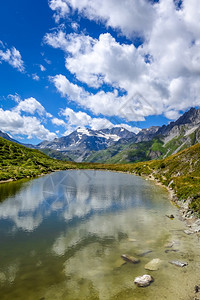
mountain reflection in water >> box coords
[0,170,199,300]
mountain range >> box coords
[1,107,200,163]
[37,127,136,162]
[85,107,200,163]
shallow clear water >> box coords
[0,170,199,300]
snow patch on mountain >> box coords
[76,127,123,142]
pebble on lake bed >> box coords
[169,260,188,267]
[165,249,179,253]
[164,241,175,248]
[134,274,154,287]
[166,214,175,219]
[137,250,153,257]
[128,238,137,242]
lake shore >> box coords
[141,173,200,234]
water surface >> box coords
[0,170,199,299]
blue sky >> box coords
[0,0,199,144]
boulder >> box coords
[145,258,161,271]
[134,274,154,287]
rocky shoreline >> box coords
[145,174,200,235]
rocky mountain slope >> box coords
[0,130,19,143]
[86,108,200,163]
[0,130,37,149]
[37,127,136,162]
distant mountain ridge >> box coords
[38,127,136,150]
[37,127,136,161]
[0,130,19,143]
[1,107,200,163]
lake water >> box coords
[0,170,199,300]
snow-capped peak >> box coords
[76,128,91,135]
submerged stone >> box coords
[134,274,154,287]
[169,260,188,267]
[138,250,153,257]
[121,254,140,264]
[165,249,179,253]
[166,214,175,219]
[113,259,126,269]
[0,272,6,283]
[144,258,161,271]
[128,238,137,242]
[184,229,194,235]
[164,241,175,248]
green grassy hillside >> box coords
[86,138,166,163]
[86,127,200,164]
[0,137,76,181]
[133,142,200,215]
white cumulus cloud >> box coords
[39,64,46,72]
[48,0,156,37]
[52,117,67,126]
[0,109,56,140]
[32,74,40,81]
[59,107,140,135]
[14,97,46,116]
[48,0,70,23]
[0,44,25,72]
[50,74,156,122]
[46,0,200,121]
[0,97,56,141]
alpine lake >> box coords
[0,170,199,300]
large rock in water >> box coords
[134,275,154,287]
[169,260,188,267]
[144,258,161,271]
[121,254,140,264]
